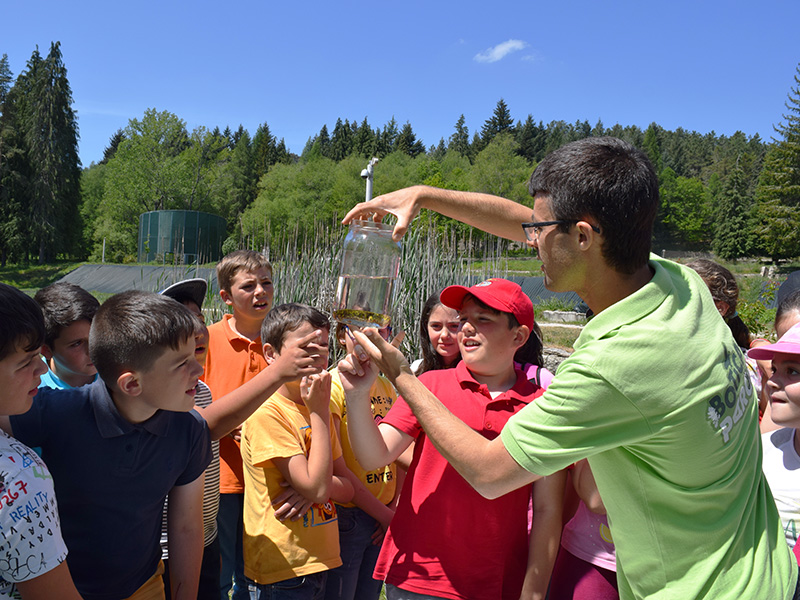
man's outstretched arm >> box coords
[342,185,533,243]
[346,328,540,499]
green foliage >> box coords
[658,168,712,245]
[468,133,532,203]
[534,296,580,312]
[754,63,800,262]
[739,279,779,338]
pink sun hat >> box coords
[748,322,800,361]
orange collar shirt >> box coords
[203,314,268,494]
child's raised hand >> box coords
[337,347,379,396]
[350,328,410,384]
[271,328,325,382]
[299,370,332,414]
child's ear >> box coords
[513,325,530,350]
[263,343,277,365]
[219,288,233,307]
[116,371,142,397]
[40,344,54,362]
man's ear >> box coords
[576,220,599,249]
[116,371,142,396]
[40,344,54,362]
[219,288,233,307]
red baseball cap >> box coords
[440,278,534,330]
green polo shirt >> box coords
[503,255,796,599]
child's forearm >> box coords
[333,458,394,527]
[330,474,355,504]
[302,411,334,503]
[199,366,285,440]
[521,472,566,600]
[166,479,204,600]
[345,390,394,471]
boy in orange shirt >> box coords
[203,249,275,600]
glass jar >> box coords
[333,220,401,328]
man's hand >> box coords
[342,186,427,241]
[300,370,332,415]
[270,329,325,383]
[349,328,411,385]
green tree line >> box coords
[2,43,800,265]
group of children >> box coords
[4,248,800,600]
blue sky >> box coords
[3,0,800,167]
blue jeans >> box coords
[219,493,248,600]
[384,584,445,600]
[247,572,327,600]
[323,506,383,600]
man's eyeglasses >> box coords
[521,220,600,242]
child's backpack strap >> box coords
[528,365,542,388]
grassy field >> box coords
[0,261,84,292]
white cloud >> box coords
[474,39,529,64]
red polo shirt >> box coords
[375,361,544,600]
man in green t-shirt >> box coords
[341,137,798,600]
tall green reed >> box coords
[223,213,509,363]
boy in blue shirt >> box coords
[34,281,99,390]
[4,290,213,600]
[0,282,82,600]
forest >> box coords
[1,42,800,267]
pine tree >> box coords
[376,118,398,156]
[100,129,125,165]
[448,114,471,159]
[252,122,277,178]
[316,124,331,158]
[352,117,376,157]
[20,42,82,262]
[754,62,800,262]
[330,118,352,161]
[395,122,425,157]
[515,115,545,163]
[480,99,514,146]
[713,162,754,259]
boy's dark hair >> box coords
[34,282,100,348]
[0,283,45,362]
[261,303,329,353]
[216,250,273,294]
[528,136,659,275]
[418,291,462,375]
[89,290,198,384]
[466,294,544,368]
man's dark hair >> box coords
[528,136,659,274]
[261,303,329,354]
[0,283,45,362]
[89,290,197,385]
[34,282,100,348]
